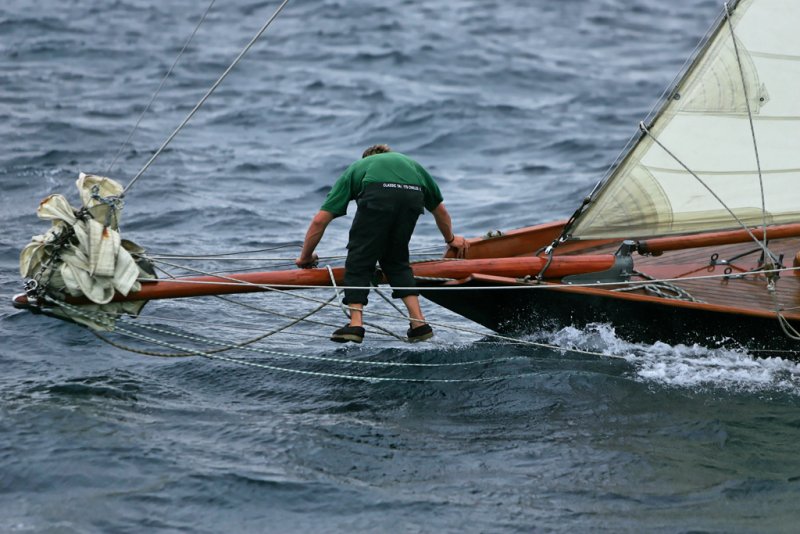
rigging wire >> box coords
[48,299,543,383]
[147,243,302,258]
[213,293,399,338]
[97,294,336,358]
[552,6,727,246]
[725,2,769,254]
[106,0,217,174]
[113,326,511,383]
[123,0,292,196]
[639,122,775,262]
[119,319,521,369]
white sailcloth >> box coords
[571,0,800,239]
[19,173,154,330]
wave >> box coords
[537,323,800,395]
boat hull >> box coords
[414,219,800,354]
[421,280,800,353]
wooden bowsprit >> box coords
[12,254,617,308]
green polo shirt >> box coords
[320,152,444,217]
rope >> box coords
[149,255,432,340]
[146,251,445,261]
[107,0,216,173]
[612,271,702,303]
[155,257,410,340]
[217,295,402,340]
[370,286,418,341]
[613,283,700,302]
[113,326,511,383]
[123,0,292,195]
[79,303,383,344]
[769,289,800,342]
[325,264,348,318]
[99,294,337,358]
[47,299,537,383]
[324,265,406,341]
[133,321,521,368]
[44,277,631,362]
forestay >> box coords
[571,0,800,239]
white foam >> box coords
[537,323,800,394]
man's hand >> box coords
[431,203,469,258]
[296,211,334,269]
[295,253,319,269]
[447,235,469,258]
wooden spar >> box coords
[637,223,800,255]
[112,254,616,302]
[11,254,616,308]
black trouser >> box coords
[343,183,424,305]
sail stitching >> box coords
[642,166,800,176]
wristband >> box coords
[445,235,455,244]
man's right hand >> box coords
[295,253,319,269]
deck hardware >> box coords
[562,240,635,285]
[709,246,763,267]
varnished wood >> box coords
[11,254,617,307]
[637,223,800,254]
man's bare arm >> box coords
[431,203,469,257]
[296,210,335,268]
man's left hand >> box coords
[295,253,319,269]
[448,235,469,258]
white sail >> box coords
[571,0,800,239]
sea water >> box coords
[2,0,800,531]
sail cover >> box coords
[571,0,800,239]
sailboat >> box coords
[12,0,800,354]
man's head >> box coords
[362,144,391,158]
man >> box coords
[295,144,469,343]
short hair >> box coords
[362,144,391,158]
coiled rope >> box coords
[612,271,702,303]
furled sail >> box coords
[570,0,800,239]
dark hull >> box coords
[422,282,800,354]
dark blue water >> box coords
[3,0,800,531]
